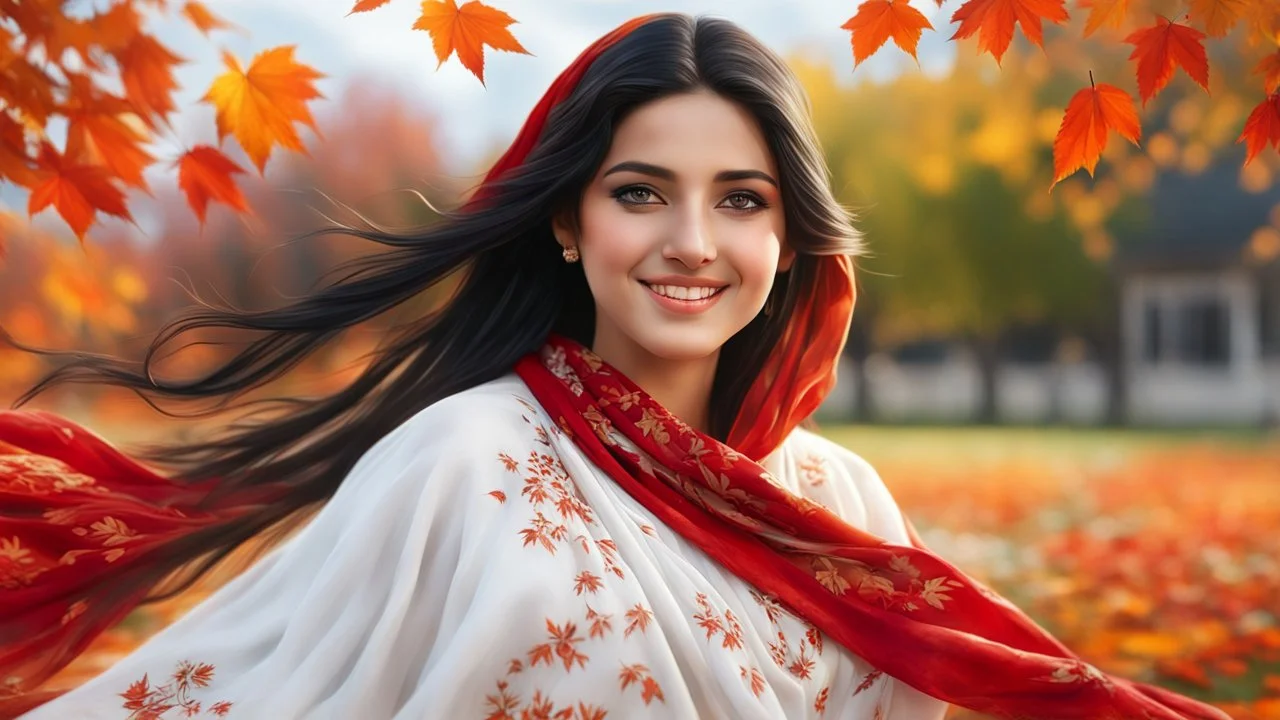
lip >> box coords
[640,281,727,315]
[640,275,730,289]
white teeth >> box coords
[647,284,722,300]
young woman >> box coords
[0,12,1229,720]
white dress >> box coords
[22,373,950,720]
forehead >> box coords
[601,90,777,177]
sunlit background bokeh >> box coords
[2,2,1279,718]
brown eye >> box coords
[722,192,766,211]
[613,186,658,205]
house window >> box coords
[1143,301,1162,363]
[1262,277,1280,358]
[1176,298,1230,367]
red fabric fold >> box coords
[513,335,1232,720]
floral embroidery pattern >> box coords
[119,660,232,719]
[692,593,744,651]
[798,453,828,487]
[0,535,53,589]
[0,453,102,494]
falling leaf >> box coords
[1242,0,1280,45]
[64,112,155,190]
[1080,0,1133,37]
[412,0,531,85]
[1125,17,1209,105]
[1238,92,1280,165]
[175,145,248,224]
[1255,50,1280,94]
[202,46,325,174]
[841,0,935,66]
[349,0,394,13]
[1187,0,1249,37]
[181,2,237,35]
[113,34,185,128]
[27,142,132,240]
[949,0,1069,65]
[1052,81,1142,188]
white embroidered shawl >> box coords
[21,374,949,720]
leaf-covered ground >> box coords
[45,424,1280,719]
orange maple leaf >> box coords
[1242,0,1280,46]
[349,0,394,13]
[182,1,238,36]
[841,0,935,66]
[113,34,185,128]
[1187,0,1249,37]
[0,112,39,189]
[413,0,531,85]
[27,142,132,240]
[176,145,248,224]
[1080,0,1133,37]
[202,46,325,174]
[1051,81,1141,188]
[1255,50,1280,94]
[1125,16,1209,105]
[1237,92,1280,165]
[65,112,155,191]
[950,0,1069,65]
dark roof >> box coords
[1111,158,1280,273]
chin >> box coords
[633,328,734,362]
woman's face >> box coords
[554,89,793,367]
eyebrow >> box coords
[602,161,778,188]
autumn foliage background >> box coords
[2,0,1280,718]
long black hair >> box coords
[3,12,864,601]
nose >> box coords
[662,207,717,269]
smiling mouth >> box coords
[639,282,728,302]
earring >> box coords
[763,292,775,317]
[562,246,580,263]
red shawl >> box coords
[514,335,1231,720]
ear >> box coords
[777,244,796,273]
[552,209,578,251]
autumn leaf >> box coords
[1052,81,1141,188]
[950,0,1069,65]
[182,2,238,35]
[175,145,248,224]
[412,0,531,85]
[841,0,935,66]
[349,0,394,13]
[1080,0,1133,37]
[27,142,132,240]
[1237,92,1280,165]
[202,46,325,174]
[1242,0,1280,46]
[65,112,155,191]
[1187,0,1249,37]
[1256,50,1280,94]
[0,112,39,189]
[1125,16,1209,105]
[113,34,185,128]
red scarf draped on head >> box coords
[0,12,1227,720]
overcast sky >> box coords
[155,0,960,175]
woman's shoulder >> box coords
[387,372,542,448]
[779,426,912,544]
